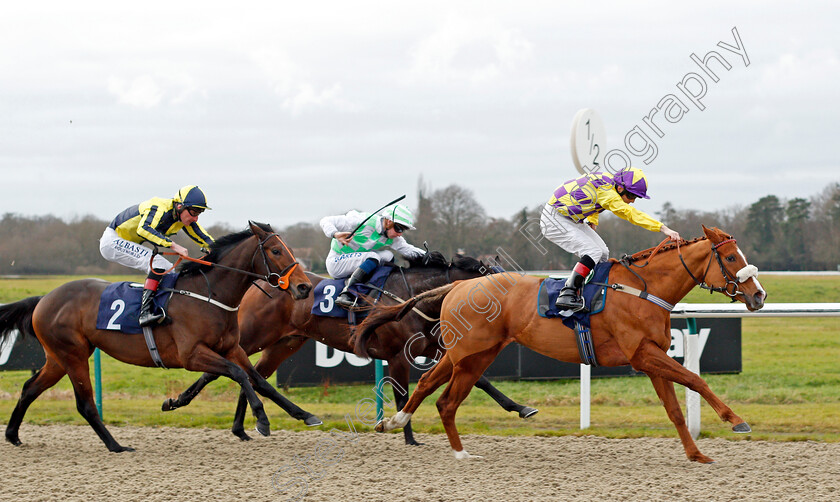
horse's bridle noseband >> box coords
[677,237,756,300]
[253,233,300,290]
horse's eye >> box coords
[726,255,736,263]
[272,249,282,256]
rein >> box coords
[152,232,300,290]
[615,235,757,309]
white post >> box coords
[684,329,701,439]
[580,363,590,429]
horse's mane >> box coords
[450,254,484,272]
[621,236,707,264]
[405,252,484,273]
[178,222,274,276]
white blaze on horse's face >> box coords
[736,248,766,298]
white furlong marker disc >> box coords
[570,109,607,175]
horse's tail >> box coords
[352,282,459,358]
[0,296,42,345]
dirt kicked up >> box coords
[3,424,839,501]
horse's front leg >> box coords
[229,339,322,441]
[161,372,220,412]
[630,340,749,433]
[385,357,419,445]
[227,344,323,429]
[474,375,538,419]
[185,345,271,437]
[647,374,714,463]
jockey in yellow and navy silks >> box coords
[540,167,680,312]
[99,185,214,326]
[319,203,425,310]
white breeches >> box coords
[99,227,172,274]
[325,249,394,279]
[540,203,609,263]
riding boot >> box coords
[555,256,596,312]
[138,269,165,327]
[335,258,379,311]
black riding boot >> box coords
[335,260,377,311]
[555,256,595,312]
[138,269,165,327]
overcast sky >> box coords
[2,1,837,232]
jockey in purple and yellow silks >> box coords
[540,167,680,312]
[99,185,214,326]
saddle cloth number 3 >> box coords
[319,284,337,312]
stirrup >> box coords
[335,292,361,311]
[555,292,585,313]
[138,308,166,327]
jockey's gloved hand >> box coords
[414,250,447,267]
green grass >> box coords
[1,273,839,442]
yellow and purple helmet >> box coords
[175,185,211,210]
[614,167,651,199]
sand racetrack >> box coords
[3,424,839,501]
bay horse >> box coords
[160,254,537,444]
[366,226,766,463]
[0,222,317,452]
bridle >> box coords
[619,236,758,301]
[676,237,757,300]
[153,232,300,290]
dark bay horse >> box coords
[160,254,536,444]
[367,226,766,463]
[0,222,316,452]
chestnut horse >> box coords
[368,226,766,463]
[0,222,315,452]
[160,254,536,444]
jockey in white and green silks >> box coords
[320,203,425,310]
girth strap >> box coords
[575,321,599,367]
[142,326,167,369]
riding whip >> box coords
[347,194,406,238]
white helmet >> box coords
[381,203,416,230]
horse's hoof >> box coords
[111,445,135,453]
[405,440,424,446]
[5,436,21,447]
[732,422,751,433]
[255,422,271,437]
[374,420,385,433]
[453,449,483,460]
[303,415,323,427]
[233,429,252,441]
[519,407,539,419]
[161,399,176,412]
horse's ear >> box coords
[701,225,723,242]
[249,221,267,238]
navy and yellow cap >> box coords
[175,185,211,210]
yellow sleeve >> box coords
[135,199,173,247]
[183,223,214,248]
[585,213,599,226]
[598,189,663,232]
